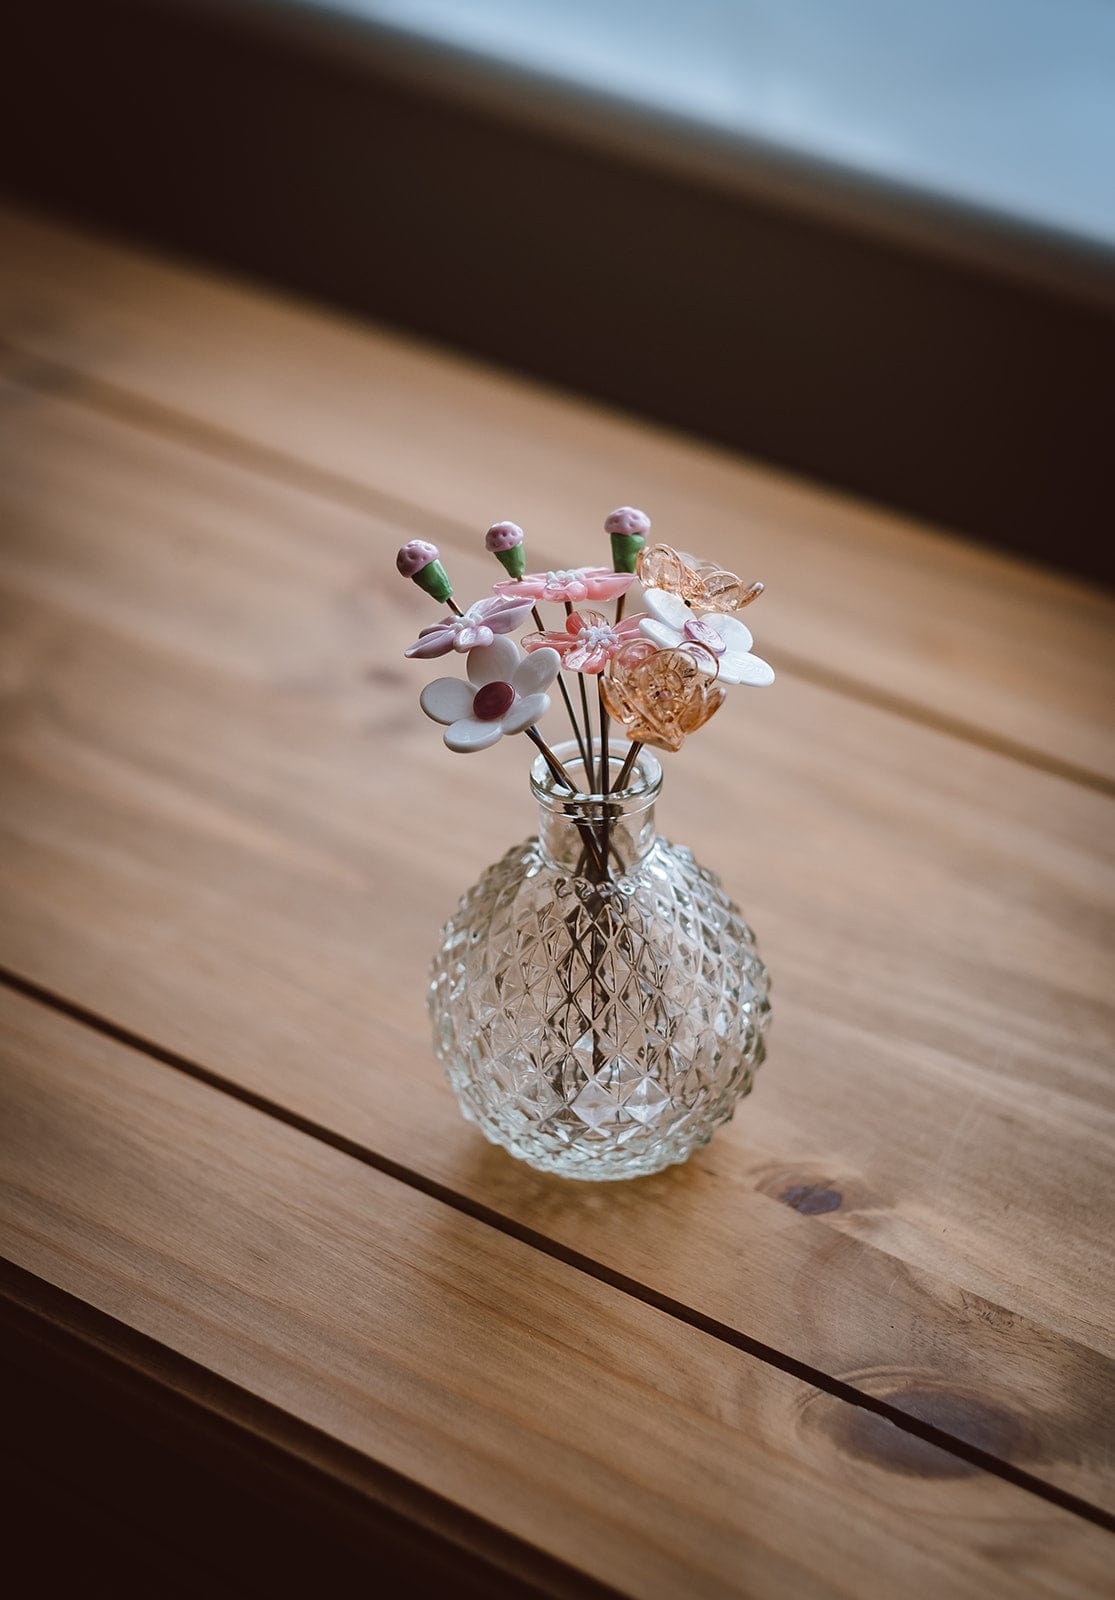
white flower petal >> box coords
[444,717,505,752]
[642,588,691,629]
[502,691,550,734]
[420,677,474,725]
[640,618,681,650]
[467,634,520,686]
[513,646,560,695]
[719,650,775,686]
[708,613,753,652]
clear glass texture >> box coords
[429,742,771,1179]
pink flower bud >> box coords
[604,507,651,538]
[396,539,439,578]
[485,521,524,554]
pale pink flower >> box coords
[494,566,635,604]
[522,610,645,674]
[404,594,533,658]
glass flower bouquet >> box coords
[398,508,773,1180]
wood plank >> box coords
[1,385,1113,1513]
[0,204,1112,784]
[3,986,1114,1599]
[2,1277,586,1600]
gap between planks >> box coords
[3,963,1111,1538]
[2,339,1111,802]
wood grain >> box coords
[1,383,1112,1515]
[3,985,1114,1599]
[0,204,1112,785]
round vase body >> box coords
[429,745,771,1180]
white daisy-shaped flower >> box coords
[639,588,774,686]
[420,635,561,752]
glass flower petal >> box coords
[512,646,561,696]
[420,677,475,725]
[444,718,506,752]
[467,635,520,686]
[502,690,551,734]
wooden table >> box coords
[1,205,1113,1597]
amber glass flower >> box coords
[601,641,725,753]
[636,544,764,613]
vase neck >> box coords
[530,740,661,875]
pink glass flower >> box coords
[403,594,533,658]
[522,609,645,674]
[494,566,635,605]
[420,636,560,752]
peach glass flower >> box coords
[600,640,725,754]
[636,544,764,613]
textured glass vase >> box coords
[429,742,771,1180]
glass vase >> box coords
[429,741,771,1180]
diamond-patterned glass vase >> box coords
[429,742,771,1180]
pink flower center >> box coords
[683,618,725,655]
[473,681,516,721]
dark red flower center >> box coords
[473,680,516,721]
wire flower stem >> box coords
[577,676,596,793]
[556,675,590,774]
[561,607,594,789]
[525,726,576,791]
[544,601,590,770]
[598,683,612,869]
[526,728,607,879]
[611,741,642,794]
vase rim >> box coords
[530,739,662,812]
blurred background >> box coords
[5,0,1114,578]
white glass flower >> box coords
[420,636,561,752]
[639,588,774,686]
